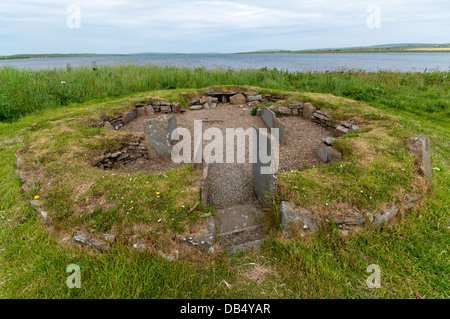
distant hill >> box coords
[2,43,449,59]
[241,43,450,54]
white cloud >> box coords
[0,0,449,54]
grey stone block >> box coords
[334,125,349,137]
[246,94,263,102]
[167,114,178,141]
[278,106,291,115]
[200,96,213,107]
[137,105,154,117]
[318,146,342,163]
[190,105,203,110]
[160,105,172,113]
[230,93,246,105]
[340,121,352,128]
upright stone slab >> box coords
[252,126,278,208]
[143,115,178,159]
[406,136,432,178]
[260,106,284,142]
[303,103,316,120]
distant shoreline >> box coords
[240,49,450,54]
[2,47,449,60]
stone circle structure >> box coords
[15,87,432,254]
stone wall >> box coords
[140,101,182,114]
[90,101,183,131]
[95,135,149,169]
[280,197,421,238]
[269,102,359,133]
[189,89,265,110]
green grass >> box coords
[0,67,448,299]
[0,65,448,122]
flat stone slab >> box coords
[215,204,263,234]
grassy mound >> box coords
[0,76,447,298]
[14,87,429,250]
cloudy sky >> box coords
[0,0,449,55]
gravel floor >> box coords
[278,116,332,172]
[177,104,266,208]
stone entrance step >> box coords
[215,204,266,253]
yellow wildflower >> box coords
[34,195,40,199]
